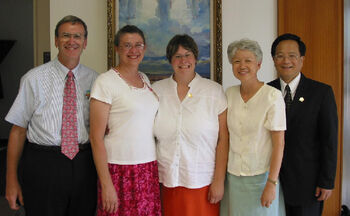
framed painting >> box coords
[107,0,222,83]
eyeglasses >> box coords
[59,32,84,41]
[274,53,300,61]
[173,53,194,60]
[120,43,145,50]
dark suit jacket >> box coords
[268,73,338,206]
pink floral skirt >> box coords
[97,160,161,216]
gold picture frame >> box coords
[107,0,222,83]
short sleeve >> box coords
[216,85,228,114]
[5,74,36,128]
[90,72,113,104]
[264,89,286,131]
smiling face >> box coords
[231,49,261,83]
[55,22,87,68]
[273,40,304,83]
[171,45,196,78]
[115,33,146,67]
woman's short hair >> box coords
[114,25,146,46]
[227,38,263,64]
[166,34,198,63]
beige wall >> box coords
[49,0,277,82]
[34,0,50,66]
[50,0,107,73]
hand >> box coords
[315,187,332,201]
[207,180,224,204]
[260,183,276,208]
[101,183,118,213]
[5,179,24,210]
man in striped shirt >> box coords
[5,15,98,216]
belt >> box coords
[27,142,91,152]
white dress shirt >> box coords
[280,72,301,100]
[152,73,227,188]
[226,84,286,176]
[90,69,159,165]
[5,58,98,146]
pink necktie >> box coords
[61,71,79,159]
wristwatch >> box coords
[267,178,278,185]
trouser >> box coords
[22,142,97,216]
[285,201,324,216]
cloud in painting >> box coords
[118,0,210,79]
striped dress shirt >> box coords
[5,58,98,146]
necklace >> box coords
[112,67,159,100]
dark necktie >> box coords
[284,85,292,111]
[61,71,79,159]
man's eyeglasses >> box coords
[274,53,300,61]
[59,32,84,41]
[121,43,145,50]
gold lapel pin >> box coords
[299,97,304,102]
[188,93,192,98]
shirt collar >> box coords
[188,73,201,87]
[280,72,301,98]
[54,57,81,78]
[169,72,201,88]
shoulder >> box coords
[94,69,116,83]
[304,76,332,91]
[262,84,283,102]
[267,78,280,89]
[263,84,282,94]
[151,77,170,92]
[225,85,239,95]
[78,64,98,80]
[138,71,152,84]
[197,76,223,90]
[80,64,98,75]
[20,60,56,84]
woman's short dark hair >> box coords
[55,15,88,38]
[166,34,199,63]
[271,33,306,57]
[114,25,146,46]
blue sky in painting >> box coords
[119,0,210,79]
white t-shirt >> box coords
[90,69,159,165]
[152,74,227,188]
[226,84,286,176]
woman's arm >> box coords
[260,130,285,208]
[89,98,117,213]
[208,109,229,204]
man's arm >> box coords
[5,125,27,210]
[316,86,338,200]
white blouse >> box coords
[226,84,286,176]
[90,69,159,165]
[152,74,227,188]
